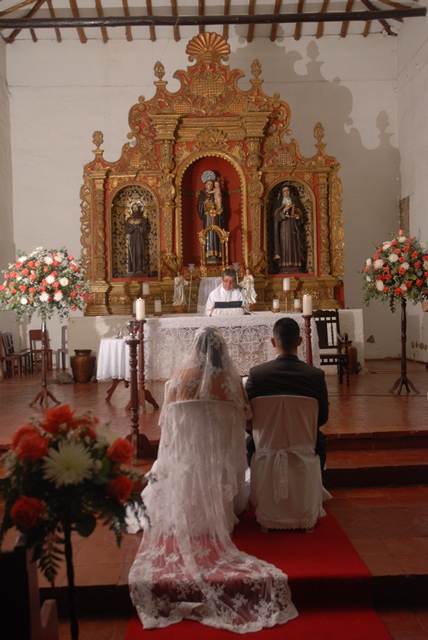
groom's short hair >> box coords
[273,317,300,352]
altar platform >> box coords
[1,359,428,639]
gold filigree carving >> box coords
[92,131,104,149]
[195,127,229,151]
[154,61,165,81]
[186,32,230,63]
[251,59,262,79]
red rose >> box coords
[385,274,392,280]
[30,273,37,281]
[0,285,5,291]
[399,268,406,275]
[71,306,77,311]
[416,279,423,287]
[414,262,421,269]
[52,282,59,288]
[394,249,401,255]
[41,404,75,434]
[19,285,26,292]
[391,240,397,246]
[10,288,17,294]
[39,286,46,292]
[43,266,49,273]
[15,262,20,268]
[22,268,29,276]
[11,496,46,530]
[406,281,412,288]
[70,291,77,298]
[12,424,41,449]
[28,261,35,268]
[424,272,428,278]
[399,257,405,263]
[412,251,419,259]
[394,287,402,295]
[106,476,134,503]
[373,254,379,260]
[29,287,36,294]
[403,246,409,253]
[15,433,49,462]
[383,286,389,293]
[35,261,41,267]
[107,438,135,465]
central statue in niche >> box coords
[197,170,225,265]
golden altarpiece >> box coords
[80,33,344,316]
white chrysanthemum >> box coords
[398,235,407,243]
[44,256,54,265]
[56,252,65,261]
[20,296,28,305]
[400,284,407,291]
[43,440,94,487]
[46,275,56,284]
[382,242,392,250]
[39,292,49,302]
[375,280,384,292]
[59,277,69,286]
[366,276,372,282]
[366,258,372,266]
[373,259,384,269]
[53,291,63,301]
[18,255,27,263]
[16,276,22,281]
[401,262,410,271]
[389,254,399,263]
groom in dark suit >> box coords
[245,317,328,471]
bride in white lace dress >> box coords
[128,327,298,634]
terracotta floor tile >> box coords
[360,554,404,576]
[383,537,428,556]
[394,554,428,574]
[351,537,391,556]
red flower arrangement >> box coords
[0,405,146,585]
[0,246,89,320]
[362,230,428,311]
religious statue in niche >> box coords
[197,170,225,265]
[124,201,149,275]
[172,272,189,309]
[240,268,257,307]
[272,184,307,274]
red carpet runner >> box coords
[125,509,392,639]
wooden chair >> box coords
[0,535,59,640]
[0,332,22,378]
[29,329,53,372]
[250,395,331,532]
[56,325,68,370]
[2,332,32,376]
[313,309,350,386]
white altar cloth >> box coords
[144,312,319,381]
[96,337,131,381]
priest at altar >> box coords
[205,268,246,317]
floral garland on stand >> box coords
[0,405,146,640]
[0,246,90,406]
[362,230,428,393]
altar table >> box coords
[141,312,318,381]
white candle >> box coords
[294,298,301,311]
[135,298,145,320]
[142,282,150,296]
[154,300,162,313]
[273,298,280,309]
[302,294,312,316]
[283,278,291,291]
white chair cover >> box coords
[250,395,331,530]
[129,399,298,633]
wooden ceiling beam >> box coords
[361,0,400,32]
[69,0,87,43]
[0,0,36,19]
[171,0,180,42]
[295,0,305,40]
[95,0,108,43]
[198,0,205,35]
[247,0,255,42]
[340,0,354,38]
[270,0,282,41]
[47,0,61,42]
[146,0,156,42]
[317,0,329,39]
[121,0,132,42]
[1,7,425,31]
[4,0,46,45]
[222,0,230,41]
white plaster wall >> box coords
[0,40,18,342]
[397,11,428,363]
[5,35,402,356]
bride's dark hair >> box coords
[195,326,225,371]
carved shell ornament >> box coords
[186,32,230,62]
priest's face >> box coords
[222,275,236,291]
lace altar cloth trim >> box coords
[145,312,319,380]
[129,534,298,634]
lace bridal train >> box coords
[128,328,298,633]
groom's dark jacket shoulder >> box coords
[244,354,328,427]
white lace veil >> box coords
[162,326,251,418]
